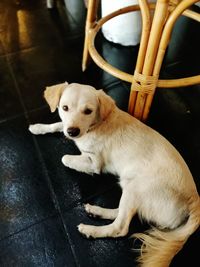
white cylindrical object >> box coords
[101,0,142,46]
[195,1,200,7]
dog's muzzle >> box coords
[67,127,80,137]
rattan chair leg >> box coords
[128,0,151,116]
[134,0,170,121]
[142,0,200,121]
[82,0,200,121]
[82,0,99,71]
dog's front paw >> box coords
[84,203,100,218]
[29,124,45,135]
[78,224,95,239]
[62,155,69,167]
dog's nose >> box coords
[67,127,80,137]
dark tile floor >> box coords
[0,0,199,266]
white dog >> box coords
[29,82,200,267]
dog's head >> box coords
[44,82,115,139]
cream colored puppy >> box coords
[29,82,200,267]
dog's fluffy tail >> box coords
[133,196,200,267]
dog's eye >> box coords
[62,105,68,111]
[84,108,92,115]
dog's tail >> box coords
[133,196,200,267]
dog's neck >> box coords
[87,120,101,133]
[87,107,117,134]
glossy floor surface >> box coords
[0,0,200,266]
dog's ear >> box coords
[44,82,68,112]
[97,90,115,120]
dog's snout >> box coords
[67,127,80,137]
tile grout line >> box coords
[4,54,30,121]
[0,45,41,58]
[0,113,25,125]
[30,136,81,267]
[5,53,81,267]
[0,211,59,243]
[0,183,117,244]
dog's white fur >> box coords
[29,82,200,267]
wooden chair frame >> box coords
[82,0,200,121]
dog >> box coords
[29,82,200,267]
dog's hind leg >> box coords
[84,203,118,220]
[78,186,137,238]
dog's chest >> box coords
[75,134,102,154]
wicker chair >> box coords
[82,0,200,121]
